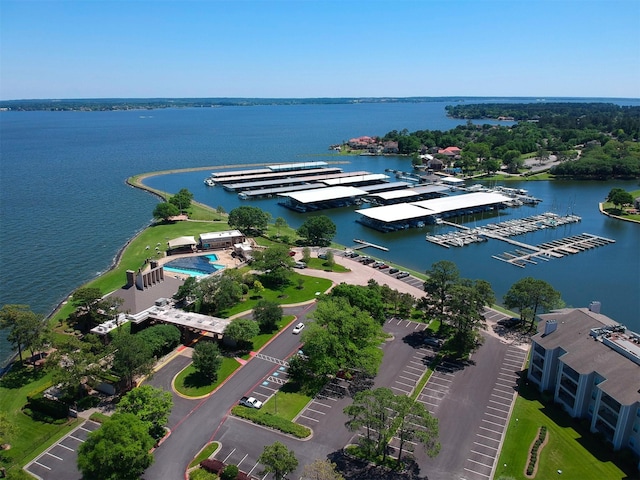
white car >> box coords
[239,396,263,409]
[292,322,305,334]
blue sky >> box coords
[1,0,639,100]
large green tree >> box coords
[0,304,44,363]
[116,385,173,439]
[253,299,283,333]
[110,331,154,390]
[228,205,271,235]
[169,188,194,214]
[503,277,563,329]
[192,340,223,382]
[258,441,298,480]
[77,413,154,480]
[153,202,180,222]
[297,215,337,246]
[607,188,634,210]
[423,260,460,324]
[301,459,344,480]
[252,244,295,289]
[224,318,260,348]
[392,394,440,465]
[196,272,243,315]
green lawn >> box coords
[188,442,220,468]
[223,274,332,317]
[261,385,311,421]
[173,357,241,397]
[303,257,350,273]
[247,315,295,353]
[0,365,81,473]
[495,385,632,480]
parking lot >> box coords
[25,419,101,480]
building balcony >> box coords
[597,408,619,428]
[560,378,578,396]
[600,394,621,413]
[557,388,576,410]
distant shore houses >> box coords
[343,135,462,160]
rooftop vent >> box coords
[543,319,558,336]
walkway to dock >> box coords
[351,239,389,251]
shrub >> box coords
[231,406,310,438]
[25,395,68,420]
[221,464,239,480]
[201,458,225,474]
[190,468,218,480]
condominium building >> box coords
[528,304,640,464]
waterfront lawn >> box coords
[174,357,241,397]
[495,384,631,480]
[223,274,332,317]
[0,364,80,472]
[303,257,350,273]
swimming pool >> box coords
[163,254,225,277]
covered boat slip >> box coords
[358,181,412,193]
[322,173,389,186]
[223,170,372,192]
[213,167,342,185]
[278,186,368,212]
[367,184,450,205]
[210,161,329,179]
[356,191,513,231]
[238,182,326,199]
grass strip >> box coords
[231,405,310,439]
[174,357,241,397]
[189,442,220,468]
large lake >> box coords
[1,100,639,365]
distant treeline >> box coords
[1,96,484,112]
[379,103,640,179]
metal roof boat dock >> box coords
[358,181,412,193]
[356,192,513,231]
[322,173,389,186]
[238,183,326,199]
[278,186,368,212]
[214,167,342,185]
[222,170,372,192]
[367,184,450,205]
[209,161,328,180]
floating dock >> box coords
[351,239,389,251]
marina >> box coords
[425,212,615,267]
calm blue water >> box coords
[1,99,639,365]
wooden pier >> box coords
[352,239,389,251]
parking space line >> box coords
[482,418,505,428]
[395,379,414,388]
[476,433,501,443]
[471,450,495,459]
[311,400,332,408]
[34,461,51,470]
[484,411,507,421]
[480,425,502,435]
[489,398,511,407]
[474,441,498,451]
[68,434,84,442]
[58,443,74,451]
[237,453,248,468]
[45,452,63,461]
[405,364,425,372]
[491,391,513,401]
[248,462,261,475]
[316,395,337,402]
[464,467,491,477]
[493,385,514,394]
[305,407,326,415]
[468,458,491,467]
[299,414,319,422]
[223,448,236,463]
[486,405,509,414]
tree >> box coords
[173,276,198,303]
[46,338,101,398]
[329,283,386,324]
[253,299,282,333]
[224,318,260,348]
[0,304,44,363]
[192,340,223,382]
[301,459,344,480]
[324,250,335,268]
[607,188,633,210]
[228,206,271,235]
[117,385,173,439]
[297,215,336,246]
[504,277,563,329]
[393,394,440,465]
[447,280,493,354]
[274,216,288,237]
[196,272,243,315]
[302,246,311,263]
[252,244,295,289]
[77,413,154,480]
[169,188,194,214]
[258,441,298,480]
[423,260,460,324]
[153,202,179,222]
[111,331,154,390]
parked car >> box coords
[423,336,444,348]
[371,261,384,268]
[361,258,375,265]
[292,322,305,334]
[358,256,370,263]
[378,264,390,270]
[498,317,522,328]
[389,268,399,274]
[288,251,296,256]
[348,252,360,258]
[396,271,410,278]
[318,253,328,260]
[239,396,263,409]
[294,261,307,269]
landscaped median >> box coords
[231,404,311,439]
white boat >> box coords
[204,178,215,186]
